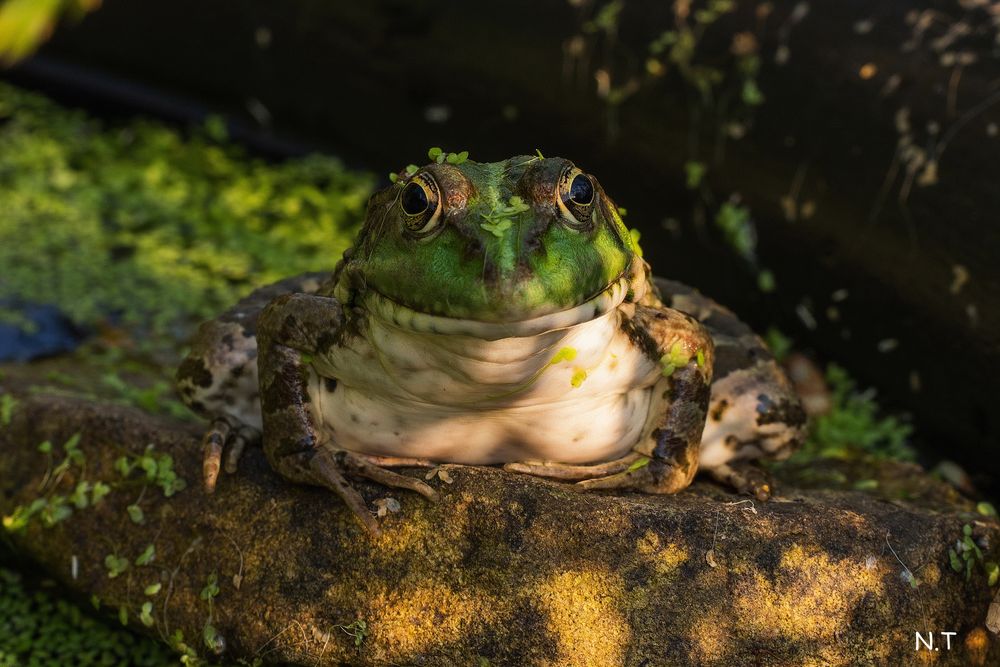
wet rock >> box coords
[0,393,998,666]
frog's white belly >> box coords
[309,307,662,465]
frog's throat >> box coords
[364,274,634,340]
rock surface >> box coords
[1,392,998,666]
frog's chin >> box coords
[364,275,633,340]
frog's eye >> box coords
[557,167,597,229]
[398,172,442,235]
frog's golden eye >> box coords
[556,167,597,229]
[399,172,442,235]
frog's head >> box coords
[336,156,645,335]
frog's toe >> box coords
[300,449,438,537]
[336,451,440,502]
[201,418,260,492]
[705,461,773,501]
[504,454,642,481]
[572,462,668,493]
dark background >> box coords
[5,0,999,491]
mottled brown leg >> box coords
[257,294,437,536]
[704,460,774,501]
[575,362,711,493]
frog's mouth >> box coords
[364,273,634,340]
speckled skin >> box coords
[176,157,805,534]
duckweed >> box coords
[0,82,372,353]
[0,564,175,666]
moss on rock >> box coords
[0,392,997,666]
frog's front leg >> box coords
[507,305,714,495]
[257,293,437,536]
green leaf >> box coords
[949,548,962,573]
[757,269,776,293]
[200,573,220,601]
[986,561,999,587]
[963,534,983,560]
[118,605,128,626]
[139,601,154,627]
[977,502,998,517]
[203,623,223,652]
[69,481,90,509]
[963,524,972,537]
[741,78,765,106]
[139,455,158,480]
[144,582,162,595]
[104,554,129,578]
[41,497,72,526]
[135,543,156,566]
[37,440,52,454]
[90,481,111,504]
[427,146,443,160]
[480,219,512,238]
[127,503,145,524]
[0,394,17,426]
[114,456,132,477]
[684,161,706,189]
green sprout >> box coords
[104,554,129,579]
[0,393,17,426]
[338,619,369,649]
[135,543,156,566]
[949,524,997,585]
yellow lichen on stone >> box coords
[688,613,732,663]
[918,562,941,586]
[535,569,630,667]
[363,581,489,662]
[965,626,989,666]
[733,543,885,641]
[636,530,689,575]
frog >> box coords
[176,155,806,536]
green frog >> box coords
[176,155,806,535]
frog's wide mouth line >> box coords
[364,274,632,340]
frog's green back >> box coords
[336,156,640,322]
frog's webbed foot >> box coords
[202,417,261,493]
[703,460,773,501]
[276,448,439,537]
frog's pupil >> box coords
[401,182,429,215]
[569,174,594,205]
